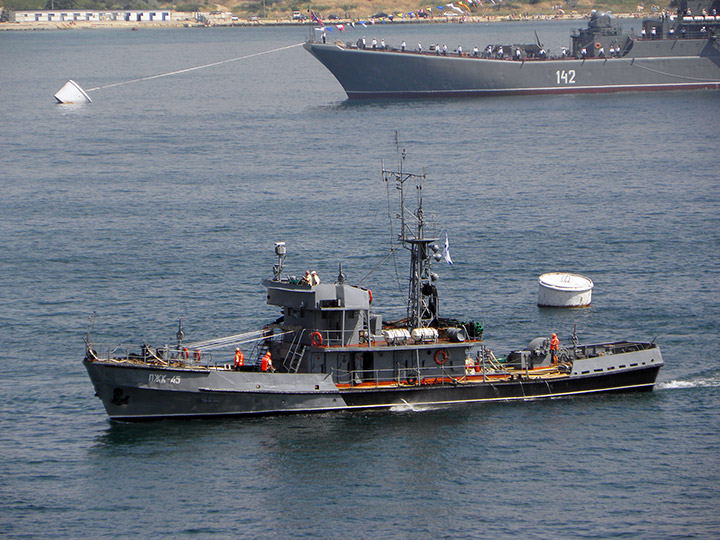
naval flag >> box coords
[443,234,453,265]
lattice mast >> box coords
[382,146,442,329]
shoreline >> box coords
[0,12,645,32]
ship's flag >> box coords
[310,10,323,25]
[457,1,471,11]
[447,3,465,13]
[336,24,345,31]
[443,234,453,265]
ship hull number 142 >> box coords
[556,69,576,84]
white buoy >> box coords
[537,272,594,307]
[54,80,92,104]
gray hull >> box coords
[304,39,720,98]
[85,344,663,420]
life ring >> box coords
[434,349,448,365]
[310,331,323,347]
[181,347,189,359]
[368,290,373,304]
[193,350,201,362]
[595,41,602,49]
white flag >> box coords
[443,234,453,265]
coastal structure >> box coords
[13,9,174,23]
[305,0,720,98]
[83,150,663,420]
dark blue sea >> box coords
[1,20,719,539]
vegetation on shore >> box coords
[1,0,673,20]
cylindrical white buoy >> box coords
[54,80,92,104]
[538,272,594,307]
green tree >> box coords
[44,0,77,8]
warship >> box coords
[84,152,663,420]
[304,0,720,98]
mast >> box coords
[382,145,443,329]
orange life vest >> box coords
[261,352,272,372]
[234,349,244,367]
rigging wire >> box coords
[85,42,305,93]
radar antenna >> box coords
[272,242,287,281]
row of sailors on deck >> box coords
[580,45,623,58]
[365,39,553,60]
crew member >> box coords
[234,348,244,369]
[302,270,312,285]
[550,333,560,365]
[457,45,463,56]
[261,351,274,372]
[465,357,475,375]
[310,271,320,286]
[401,40,406,51]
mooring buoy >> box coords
[54,80,92,104]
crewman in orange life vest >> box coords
[234,348,244,369]
[550,333,560,365]
[261,351,274,372]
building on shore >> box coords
[13,10,174,23]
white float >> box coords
[54,80,92,104]
[537,272,594,307]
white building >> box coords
[14,10,173,23]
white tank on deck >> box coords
[411,327,438,343]
[537,272,594,307]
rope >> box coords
[85,42,304,92]
[186,330,296,352]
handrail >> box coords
[337,361,510,387]
[89,343,214,366]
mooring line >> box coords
[85,42,305,93]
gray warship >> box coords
[305,0,720,98]
[84,153,663,420]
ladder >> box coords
[283,330,307,373]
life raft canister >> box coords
[310,331,323,347]
[434,349,448,365]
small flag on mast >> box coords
[443,234,453,265]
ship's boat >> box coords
[304,0,720,98]
[84,151,663,420]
